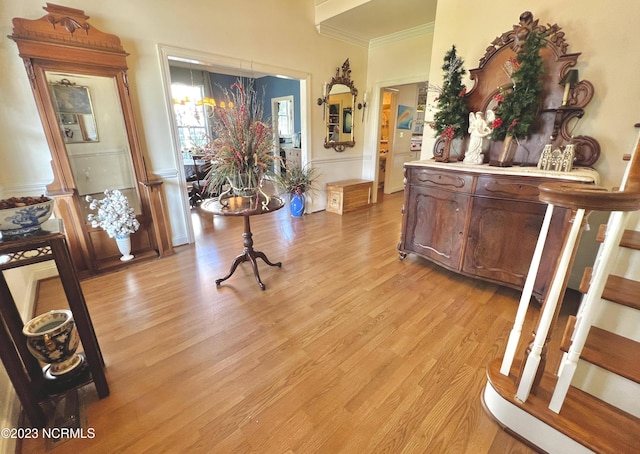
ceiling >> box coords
[317,0,437,45]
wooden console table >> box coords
[0,219,108,427]
[398,161,599,300]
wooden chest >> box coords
[326,179,373,215]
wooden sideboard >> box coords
[398,161,599,300]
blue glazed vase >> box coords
[289,192,305,217]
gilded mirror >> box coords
[321,59,357,152]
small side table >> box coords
[0,219,108,427]
[201,195,284,290]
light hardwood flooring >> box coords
[21,191,566,453]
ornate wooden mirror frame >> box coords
[319,59,358,152]
[9,3,173,277]
[434,11,600,167]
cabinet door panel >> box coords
[463,197,567,296]
[403,185,469,270]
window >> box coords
[172,83,209,152]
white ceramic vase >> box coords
[115,235,134,261]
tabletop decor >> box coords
[203,79,277,209]
[431,45,468,162]
[0,195,53,235]
[274,164,319,217]
[86,189,140,261]
[22,309,83,378]
[489,28,546,166]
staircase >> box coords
[483,129,640,453]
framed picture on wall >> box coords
[397,105,414,130]
[50,80,94,115]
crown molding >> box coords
[369,23,434,48]
[316,23,369,48]
[316,22,434,48]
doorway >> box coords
[158,45,310,245]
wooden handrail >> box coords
[538,183,640,212]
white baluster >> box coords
[549,210,629,412]
[501,203,555,376]
[516,208,586,403]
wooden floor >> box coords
[22,191,556,453]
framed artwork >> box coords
[50,80,94,115]
[397,105,414,130]
[342,107,353,134]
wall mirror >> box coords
[9,3,173,277]
[322,59,357,152]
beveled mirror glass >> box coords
[323,59,357,152]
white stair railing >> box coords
[549,210,629,412]
[516,208,586,403]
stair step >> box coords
[579,267,640,310]
[561,315,640,384]
[485,358,640,454]
[596,224,640,250]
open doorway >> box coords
[375,82,426,197]
[158,45,310,244]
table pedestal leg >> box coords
[216,216,281,290]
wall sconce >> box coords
[357,92,367,122]
[317,83,327,120]
[559,69,579,106]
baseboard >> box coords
[482,383,594,454]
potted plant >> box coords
[431,45,468,162]
[489,29,546,166]
[274,164,319,217]
[86,189,140,261]
[203,79,277,200]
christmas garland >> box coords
[490,29,546,140]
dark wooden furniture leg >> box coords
[0,274,47,427]
[50,238,109,398]
[215,216,281,290]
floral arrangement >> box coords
[275,164,319,195]
[203,79,277,195]
[490,30,546,140]
[86,190,140,238]
[431,45,468,140]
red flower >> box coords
[508,118,519,131]
[493,93,504,103]
[490,118,503,129]
[441,126,455,140]
[458,88,467,97]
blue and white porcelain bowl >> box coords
[0,198,54,235]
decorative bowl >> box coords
[0,196,54,235]
[22,309,82,376]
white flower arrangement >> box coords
[85,189,140,239]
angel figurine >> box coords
[464,110,494,165]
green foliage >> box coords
[203,79,278,196]
[432,45,468,139]
[491,30,546,140]
[274,164,319,195]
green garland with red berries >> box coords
[490,29,547,140]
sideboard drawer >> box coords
[475,176,542,202]
[407,168,474,193]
